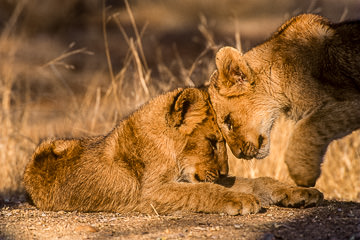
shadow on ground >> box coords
[0,199,359,239]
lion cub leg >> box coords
[140,182,260,215]
[216,177,323,208]
[285,101,360,187]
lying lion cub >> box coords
[24,88,322,215]
[208,14,360,187]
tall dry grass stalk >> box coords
[0,0,32,197]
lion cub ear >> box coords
[167,88,208,135]
[213,46,253,97]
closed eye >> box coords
[207,137,218,151]
[224,114,233,131]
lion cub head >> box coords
[34,88,229,185]
[166,88,229,183]
[208,47,280,160]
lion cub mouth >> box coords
[177,168,221,183]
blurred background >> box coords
[0,0,359,202]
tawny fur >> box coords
[24,87,323,215]
[24,88,261,215]
[217,177,323,208]
[208,14,360,187]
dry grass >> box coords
[0,0,359,202]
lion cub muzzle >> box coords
[227,133,268,160]
[195,168,221,183]
[180,162,225,183]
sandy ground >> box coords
[1,199,359,240]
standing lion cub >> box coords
[208,14,360,187]
[24,87,323,215]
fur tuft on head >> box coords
[274,14,334,42]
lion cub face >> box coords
[208,47,279,160]
[181,107,228,183]
[166,89,228,183]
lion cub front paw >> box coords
[223,192,261,215]
[273,187,323,208]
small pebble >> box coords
[194,226,206,231]
[234,224,241,229]
[262,233,275,240]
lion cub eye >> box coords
[224,114,233,131]
[207,137,218,151]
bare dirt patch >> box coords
[1,199,359,240]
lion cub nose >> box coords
[258,135,264,149]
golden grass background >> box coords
[0,0,359,202]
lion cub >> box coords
[24,88,261,215]
[208,14,360,187]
